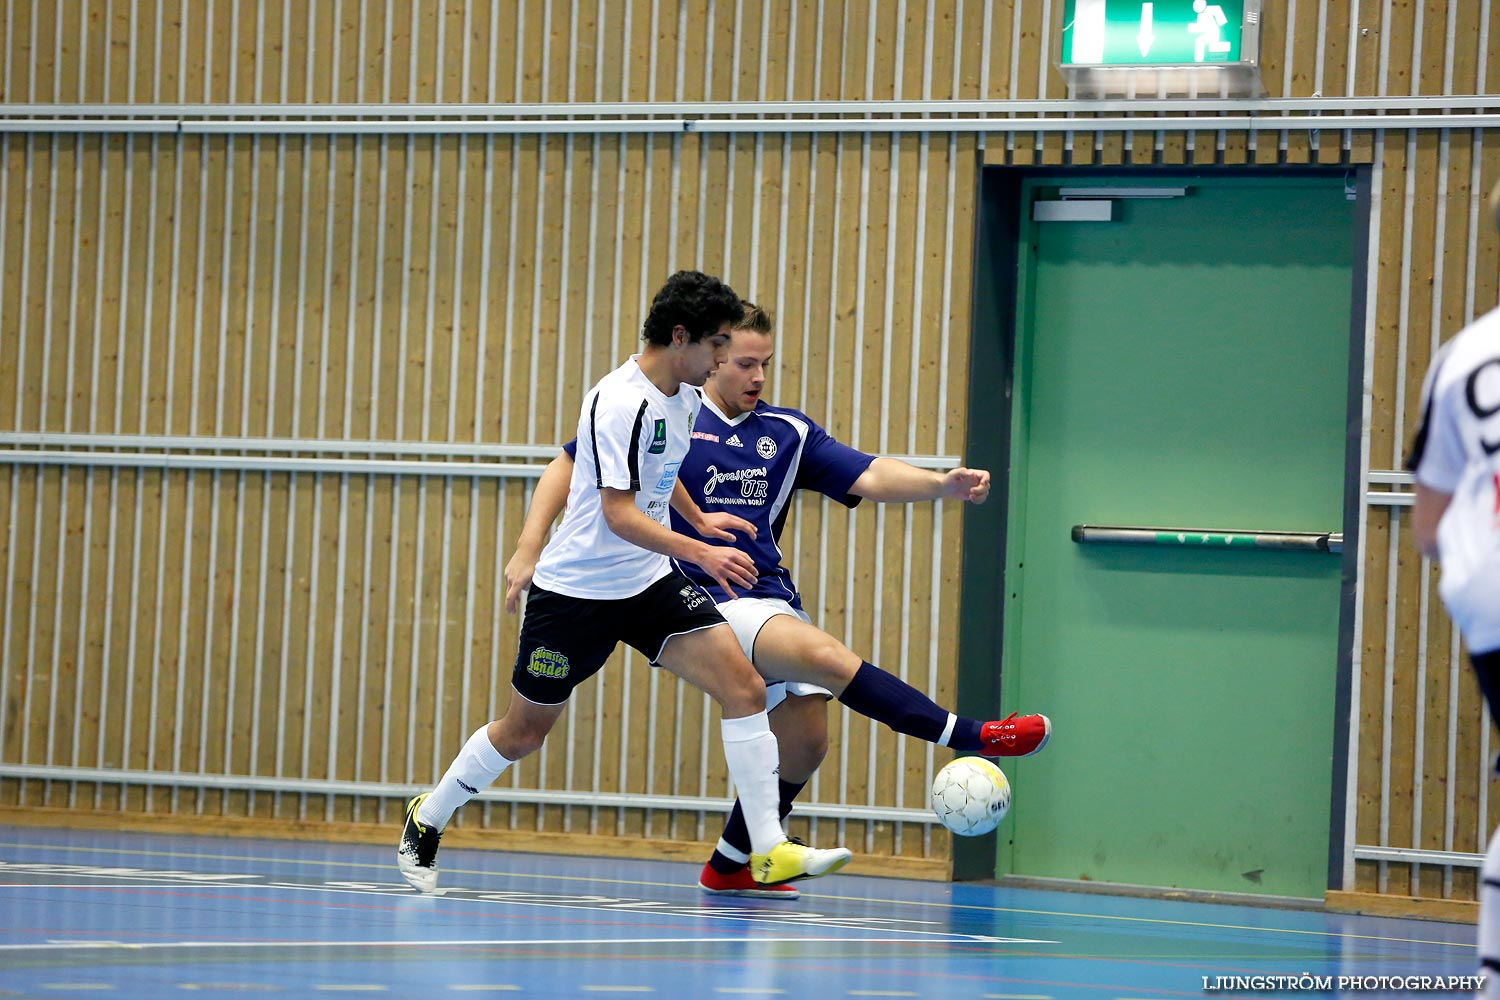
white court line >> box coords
[0,876,1056,945]
[0,837,1444,949]
[0,936,1025,952]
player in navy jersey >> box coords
[505,303,1051,898]
[399,273,851,895]
[1407,181,1500,993]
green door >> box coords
[1000,174,1355,898]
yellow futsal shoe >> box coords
[397,793,443,893]
[750,837,853,886]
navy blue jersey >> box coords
[562,393,874,607]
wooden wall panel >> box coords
[1349,121,1500,903]
[0,114,977,874]
[4,0,1500,891]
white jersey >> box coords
[533,356,700,600]
[1409,307,1500,653]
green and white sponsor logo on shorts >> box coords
[527,648,571,679]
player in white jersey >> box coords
[506,303,1050,898]
[1407,182,1500,992]
[398,272,851,893]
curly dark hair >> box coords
[641,271,744,345]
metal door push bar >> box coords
[1071,525,1343,553]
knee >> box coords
[489,716,549,760]
[809,638,859,687]
[782,726,829,778]
[719,662,767,717]
[772,695,830,779]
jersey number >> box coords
[1467,357,1500,456]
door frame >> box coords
[953,164,1370,888]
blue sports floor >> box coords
[0,824,1481,998]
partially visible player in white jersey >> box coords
[1407,182,1500,994]
[506,303,1051,898]
[398,272,851,894]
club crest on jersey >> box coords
[527,648,571,680]
[726,434,743,447]
[648,419,668,454]
[756,435,777,459]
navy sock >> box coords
[947,717,985,752]
[839,660,982,748]
[709,779,807,873]
[778,778,805,822]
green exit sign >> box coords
[1061,0,1257,67]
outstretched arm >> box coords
[503,451,573,612]
[848,456,991,504]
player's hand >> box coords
[503,550,539,613]
[696,511,757,542]
[943,468,991,504]
[694,543,758,600]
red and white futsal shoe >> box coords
[980,712,1052,757]
[698,862,800,899]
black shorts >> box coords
[511,570,726,705]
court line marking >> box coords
[12,926,1439,965]
[447,989,521,993]
[0,935,1035,952]
[0,872,1055,944]
[175,985,284,992]
[0,837,1470,950]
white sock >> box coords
[1481,826,1500,995]
[720,711,785,855]
[417,725,512,830]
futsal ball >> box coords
[931,757,1011,836]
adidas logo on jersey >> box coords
[726,434,743,447]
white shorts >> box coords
[717,596,835,713]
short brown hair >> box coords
[734,301,774,335]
